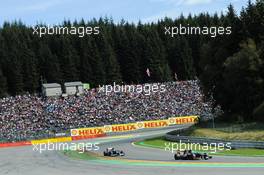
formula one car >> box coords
[174,150,212,160]
[103,148,125,157]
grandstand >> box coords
[0,80,214,141]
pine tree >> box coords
[6,56,24,95]
[59,38,78,82]
[21,47,38,93]
[78,38,93,84]
[96,34,121,84]
[38,43,62,83]
[167,37,195,80]
[112,26,141,84]
[90,39,106,86]
[0,66,7,97]
[143,29,172,82]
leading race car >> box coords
[103,148,125,157]
[174,150,212,160]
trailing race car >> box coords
[103,148,125,157]
[174,150,212,160]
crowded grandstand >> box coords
[0,80,214,141]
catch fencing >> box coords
[165,134,264,149]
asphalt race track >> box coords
[0,125,263,175]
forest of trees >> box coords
[0,0,263,121]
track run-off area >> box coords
[0,125,264,175]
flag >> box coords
[174,72,178,81]
[146,68,151,77]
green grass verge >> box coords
[134,137,264,157]
[190,128,264,141]
[191,122,264,141]
[62,150,98,160]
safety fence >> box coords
[165,134,264,149]
[0,116,199,148]
[70,116,199,137]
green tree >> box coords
[38,43,62,83]
[59,38,78,82]
[96,34,121,84]
[222,39,263,120]
[143,29,172,82]
[0,66,7,97]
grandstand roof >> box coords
[42,83,61,88]
[64,81,83,87]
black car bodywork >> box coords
[174,150,212,160]
[103,148,125,157]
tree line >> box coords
[0,0,263,121]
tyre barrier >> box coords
[0,134,106,148]
[0,141,32,148]
[165,134,264,149]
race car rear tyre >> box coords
[174,154,180,160]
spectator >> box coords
[0,80,214,141]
